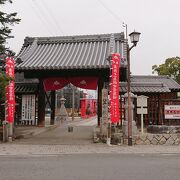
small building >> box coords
[119,75,180,126]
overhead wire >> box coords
[40,0,64,35]
[97,0,128,39]
[31,0,60,36]
[27,0,56,36]
[96,0,125,27]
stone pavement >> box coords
[0,144,180,156]
[13,116,97,145]
[14,116,85,140]
[0,116,180,156]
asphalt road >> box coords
[0,153,180,180]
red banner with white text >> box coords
[43,77,68,91]
[70,77,98,90]
[6,57,15,123]
[110,53,120,123]
[43,77,99,91]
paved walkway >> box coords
[0,144,180,156]
[13,116,97,145]
[0,117,180,156]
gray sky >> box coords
[3,0,180,75]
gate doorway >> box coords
[15,33,126,128]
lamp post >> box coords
[127,31,141,146]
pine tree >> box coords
[0,0,20,122]
[0,0,20,53]
[0,73,11,122]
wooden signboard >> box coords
[137,95,148,107]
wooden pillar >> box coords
[38,79,45,126]
[97,78,104,126]
[50,90,56,125]
[158,94,161,125]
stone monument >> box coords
[122,92,138,137]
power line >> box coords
[97,0,129,39]
[31,0,60,35]
[97,0,125,26]
[27,0,56,36]
[40,0,64,35]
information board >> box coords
[164,105,180,119]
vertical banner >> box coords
[6,57,15,123]
[110,53,120,123]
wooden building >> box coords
[15,33,127,126]
[118,75,180,126]
[14,32,180,127]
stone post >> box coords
[101,88,109,136]
[122,92,138,137]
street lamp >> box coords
[127,31,141,146]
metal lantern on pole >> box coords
[129,31,141,46]
[127,31,141,146]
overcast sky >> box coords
[3,0,180,75]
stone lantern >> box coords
[57,97,68,122]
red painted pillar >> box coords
[81,99,86,118]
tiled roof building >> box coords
[14,33,180,127]
[16,33,127,70]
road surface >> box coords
[0,153,180,180]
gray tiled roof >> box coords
[131,75,180,90]
[104,75,179,93]
[16,33,126,70]
[15,83,38,94]
[120,82,170,93]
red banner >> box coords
[70,77,98,90]
[43,77,69,91]
[43,77,99,91]
[6,57,15,77]
[6,57,15,123]
[110,53,120,123]
[7,81,15,104]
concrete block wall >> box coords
[134,133,180,145]
[94,127,180,145]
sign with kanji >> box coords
[137,107,148,114]
[101,89,109,134]
[6,57,15,123]
[137,95,148,107]
[164,105,180,119]
[21,95,36,121]
[110,53,120,123]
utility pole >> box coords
[127,45,133,146]
[127,31,141,146]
